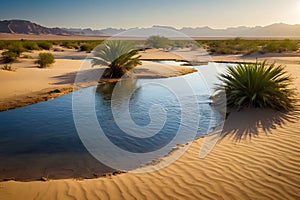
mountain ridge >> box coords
[1,19,300,37]
[0,19,72,35]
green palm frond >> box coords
[216,61,296,111]
[91,40,142,78]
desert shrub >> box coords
[35,53,55,68]
[145,35,171,48]
[37,41,52,50]
[80,43,93,52]
[22,54,33,59]
[202,39,260,55]
[22,41,40,51]
[79,42,99,52]
[263,39,298,53]
[1,64,16,71]
[51,41,61,45]
[172,40,186,48]
[197,39,299,55]
[217,61,296,111]
[7,42,25,57]
[60,41,79,49]
[1,51,18,63]
[0,41,7,50]
[0,41,19,50]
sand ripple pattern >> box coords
[1,108,299,200]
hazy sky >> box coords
[1,0,299,29]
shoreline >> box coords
[1,106,299,199]
[0,52,197,111]
[0,49,300,112]
[0,69,197,112]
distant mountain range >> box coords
[1,19,300,37]
[0,20,71,35]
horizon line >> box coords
[2,19,300,30]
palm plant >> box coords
[91,40,142,78]
[217,61,296,111]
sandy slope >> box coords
[0,50,196,110]
[0,50,299,199]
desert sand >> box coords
[0,49,299,199]
[0,48,196,111]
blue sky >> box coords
[0,0,299,29]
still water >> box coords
[0,61,228,180]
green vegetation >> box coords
[35,53,55,68]
[60,41,79,49]
[80,43,93,52]
[217,61,296,111]
[0,39,298,59]
[145,35,171,48]
[1,51,18,63]
[21,54,33,59]
[92,40,142,78]
[198,38,299,55]
[22,41,40,50]
[79,42,100,52]
[36,41,53,50]
[7,42,25,57]
[263,39,298,53]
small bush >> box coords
[80,43,95,52]
[37,41,52,50]
[7,43,25,57]
[263,39,298,53]
[1,64,16,71]
[22,41,40,51]
[0,41,7,50]
[22,54,33,59]
[35,53,55,68]
[1,51,18,63]
[217,61,296,111]
[145,35,171,48]
[60,41,79,49]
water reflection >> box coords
[96,78,139,101]
[94,78,181,153]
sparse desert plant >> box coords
[37,41,53,50]
[35,53,55,68]
[22,54,34,59]
[197,39,299,55]
[1,50,18,63]
[217,61,296,111]
[1,64,16,71]
[145,35,171,49]
[172,40,187,48]
[7,43,25,57]
[263,39,298,53]
[80,43,94,52]
[22,41,40,51]
[0,41,7,50]
[92,40,142,78]
[60,41,79,49]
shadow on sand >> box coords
[51,68,106,85]
[220,108,299,141]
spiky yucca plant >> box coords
[217,61,296,111]
[92,40,142,78]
